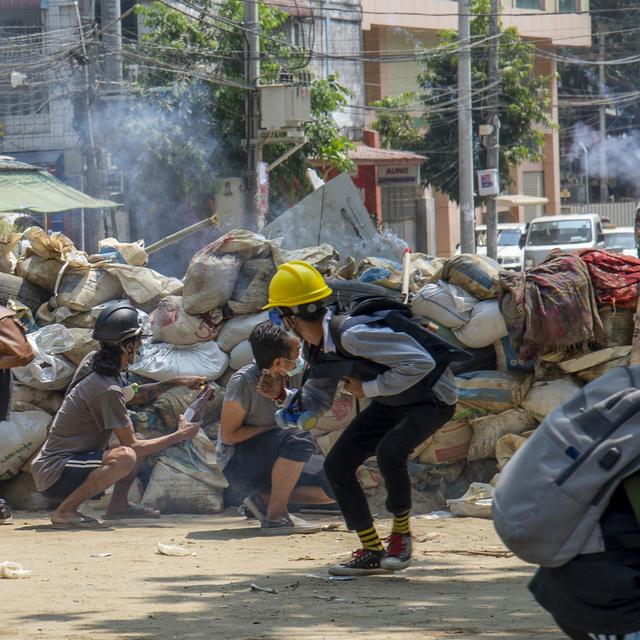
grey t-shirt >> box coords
[215,363,278,470]
[31,352,132,491]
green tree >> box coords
[118,0,353,216]
[370,93,423,150]
[418,0,552,203]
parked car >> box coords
[603,226,636,257]
[522,213,605,270]
[475,223,525,270]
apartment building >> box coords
[362,0,592,255]
[0,0,90,192]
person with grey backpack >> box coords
[493,365,640,639]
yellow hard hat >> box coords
[263,260,333,310]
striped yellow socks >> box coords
[357,525,384,552]
[392,511,411,535]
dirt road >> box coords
[2,510,562,640]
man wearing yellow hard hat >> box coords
[262,261,458,576]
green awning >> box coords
[0,169,118,213]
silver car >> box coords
[522,213,605,269]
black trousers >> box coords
[324,397,455,532]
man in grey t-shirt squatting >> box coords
[218,321,338,535]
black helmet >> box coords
[93,302,143,344]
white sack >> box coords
[0,410,52,480]
[411,280,478,328]
[229,340,254,370]
[453,300,508,349]
[521,379,583,422]
[216,312,269,353]
[130,341,228,382]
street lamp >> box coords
[578,142,590,206]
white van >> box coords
[522,213,605,269]
[475,223,525,270]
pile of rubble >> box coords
[2,219,639,518]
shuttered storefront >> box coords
[522,171,545,222]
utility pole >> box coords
[101,0,123,85]
[245,0,262,230]
[485,0,500,260]
[598,33,608,203]
[458,0,475,254]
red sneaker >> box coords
[381,533,413,571]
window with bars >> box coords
[0,14,50,117]
[558,0,578,13]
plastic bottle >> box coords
[0,561,31,579]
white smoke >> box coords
[569,123,640,198]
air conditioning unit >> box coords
[260,84,311,130]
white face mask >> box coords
[280,354,305,378]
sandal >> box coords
[51,514,108,530]
[103,504,161,520]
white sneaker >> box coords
[260,514,324,536]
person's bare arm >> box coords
[114,416,199,459]
[220,400,274,444]
[126,376,207,406]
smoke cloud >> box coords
[569,123,640,199]
[95,82,221,276]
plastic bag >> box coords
[447,483,494,519]
[13,325,76,390]
[130,341,228,382]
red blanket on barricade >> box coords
[578,249,640,311]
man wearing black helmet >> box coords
[32,302,203,529]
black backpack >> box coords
[306,296,471,400]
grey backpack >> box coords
[493,365,640,567]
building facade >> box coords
[361,0,592,255]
